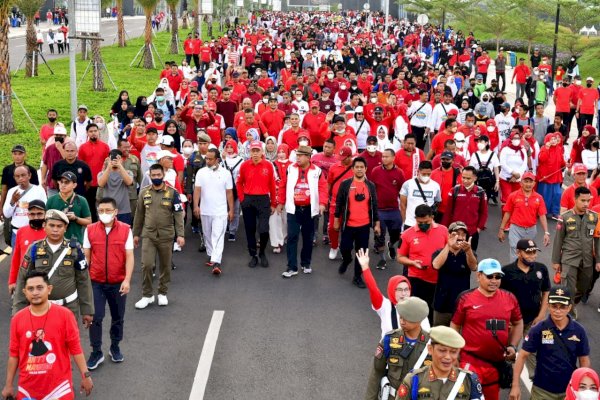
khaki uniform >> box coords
[132,184,184,297]
[551,209,599,302]
[396,365,483,400]
[13,239,94,318]
[365,330,431,400]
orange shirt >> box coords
[347,180,371,227]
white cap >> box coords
[587,76,594,81]
[54,126,67,135]
[355,106,364,113]
[157,150,174,160]
[159,135,175,146]
[454,132,465,141]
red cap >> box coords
[522,172,536,181]
[189,81,199,87]
[249,141,263,150]
[447,109,459,116]
[207,100,217,111]
[339,146,352,158]
[309,100,320,108]
[573,163,587,174]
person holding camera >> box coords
[509,286,590,400]
[334,157,380,289]
[97,149,134,225]
[399,161,441,232]
[451,258,524,400]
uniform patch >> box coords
[536,271,542,279]
[42,260,48,265]
[21,259,28,269]
[542,329,554,344]
[398,384,408,397]
[375,344,384,359]
[389,357,399,364]
[418,387,430,393]
[390,343,402,349]
[391,337,399,344]
[63,260,72,266]
[458,384,465,393]
[566,217,576,222]
[567,335,581,342]
[423,359,432,366]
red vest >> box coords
[87,220,129,284]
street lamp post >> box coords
[551,1,561,85]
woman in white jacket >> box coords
[498,131,529,206]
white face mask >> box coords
[327,73,334,79]
[576,389,599,400]
[99,213,114,225]
[298,140,309,146]
[262,98,268,104]
[296,95,303,100]
[340,85,347,90]
[477,142,486,151]
[370,98,377,104]
[96,122,105,130]
[487,126,494,132]
[145,117,153,123]
[182,147,194,155]
[419,175,430,183]
[512,139,521,147]
[367,145,377,152]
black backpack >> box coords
[475,152,495,191]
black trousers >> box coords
[90,282,126,351]
[496,71,506,92]
[241,194,271,257]
[85,186,98,222]
[578,113,594,136]
[411,126,427,150]
[408,277,435,324]
[340,224,371,279]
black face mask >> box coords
[417,223,430,232]
[563,83,569,87]
[521,258,535,267]
[154,117,163,123]
[90,137,98,142]
[55,137,64,143]
[48,117,56,123]
[441,161,452,169]
[29,219,44,230]
[587,83,593,88]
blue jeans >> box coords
[90,281,127,351]
[537,182,561,216]
[286,206,315,270]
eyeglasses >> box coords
[395,287,410,293]
[485,274,503,280]
[355,112,363,115]
[550,303,570,310]
[97,209,115,214]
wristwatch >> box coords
[507,344,518,352]
[82,371,91,379]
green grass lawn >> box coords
[0,23,222,168]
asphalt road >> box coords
[0,206,598,399]
[8,18,148,72]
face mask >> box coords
[156,96,165,102]
[145,117,153,123]
[90,137,98,142]
[263,98,268,104]
[477,142,486,151]
[350,59,355,64]
[467,91,473,96]
[154,117,163,123]
[367,145,377,152]
[96,122,105,130]
[417,222,430,232]
[419,174,430,183]
[576,80,582,85]
[482,98,489,103]
[512,139,521,147]
[576,390,600,400]
[563,83,569,87]
[55,137,64,143]
[48,117,56,123]
[296,95,303,100]
[29,219,44,230]
[327,73,334,79]
[587,83,593,88]
[151,178,163,186]
[340,85,347,90]
[210,164,218,171]
[370,98,377,104]
[521,258,535,267]
[183,147,193,155]
[487,126,494,132]
[141,101,148,106]
[99,213,114,224]
[299,140,309,146]
[441,161,452,169]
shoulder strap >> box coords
[452,167,460,188]
[412,339,431,371]
[475,152,483,168]
[414,178,428,203]
[48,247,70,279]
[329,165,353,198]
[550,326,577,368]
[391,306,398,330]
[487,151,494,164]
[409,102,427,119]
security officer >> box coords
[133,163,185,309]
[365,297,431,400]
[12,209,94,327]
[396,326,484,400]
[551,186,600,315]
[184,131,209,247]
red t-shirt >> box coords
[579,87,599,115]
[399,224,448,284]
[561,183,598,209]
[328,163,354,208]
[42,145,64,190]
[40,124,55,144]
[553,86,572,113]
[9,227,46,285]
[78,141,110,187]
[10,304,83,400]
[394,149,426,180]
[430,132,455,156]
[453,289,522,362]
[347,180,370,227]
[293,170,311,206]
[502,190,547,228]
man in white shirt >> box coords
[139,128,162,177]
[400,160,441,229]
[2,165,47,247]
[494,102,516,142]
[407,90,433,150]
[428,91,458,134]
[70,104,92,148]
[193,148,234,275]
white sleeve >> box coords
[125,229,134,250]
[2,188,15,218]
[194,169,203,187]
[83,228,91,249]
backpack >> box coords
[474,152,495,191]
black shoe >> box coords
[260,254,269,268]
[171,262,177,270]
[198,238,206,253]
[376,259,387,270]
[387,242,396,261]
[353,276,366,289]
[248,256,259,268]
[338,262,348,275]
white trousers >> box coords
[201,214,228,263]
[269,211,287,247]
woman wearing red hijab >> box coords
[483,119,500,151]
[522,125,540,172]
[537,133,566,219]
[570,125,596,165]
[498,129,528,206]
[565,367,600,400]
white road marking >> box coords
[0,247,12,264]
[189,310,224,400]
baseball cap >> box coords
[339,146,352,158]
[447,109,458,116]
[587,77,595,82]
[232,71,240,77]
[475,74,483,79]
[157,150,174,160]
[477,258,504,276]
[374,106,384,113]
[501,102,511,109]
[322,87,331,93]
[355,106,364,114]
[309,100,320,108]
[45,209,69,225]
[11,144,26,153]
[28,199,46,211]
[54,126,67,135]
[249,141,263,151]
[60,171,77,183]
[154,109,164,115]
[159,135,175,146]
[395,297,429,323]
[78,104,88,111]
[522,171,536,181]
[430,325,465,349]
[366,135,377,144]
[548,286,572,305]
[573,163,587,174]
[206,100,217,111]
[332,115,345,124]
[448,221,468,233]
[440,151,454,160]
[516,239,540,252]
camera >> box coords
[485,319,507,332]
[355,193,366,202]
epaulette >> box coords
[384,328,403,337]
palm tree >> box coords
[90,33,106,91]
[137,0,159,68]
[16,0,45,77]
[0,0,16,132]
[116,0,126,47]
[166,0,180,53]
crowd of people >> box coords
[2,9,600,400]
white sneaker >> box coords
[302,267,312,274]
[282,270,298,278]
[157,294,169,306]
[135,296,155,309]
[328,248,339,260]
[173,243,182,252]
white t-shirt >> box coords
[400,178,441,227]
[83,226,134,250]
[469,150,500,171]
[581,149,600,171]
[374,297,431,339]
[2,185,47,229]
[140,144,162,175]
[195,166,233,216]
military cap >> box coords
[549,286,572,305]
[45,209,69,225]
[197,132,212,143]
[430,326,466,348]
[395,297,429,323]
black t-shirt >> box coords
[500,260,551,324]
[51,159,92,196]
[1,163,39,188]
[432,249,472,313]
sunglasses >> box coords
[485,274,503,280]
